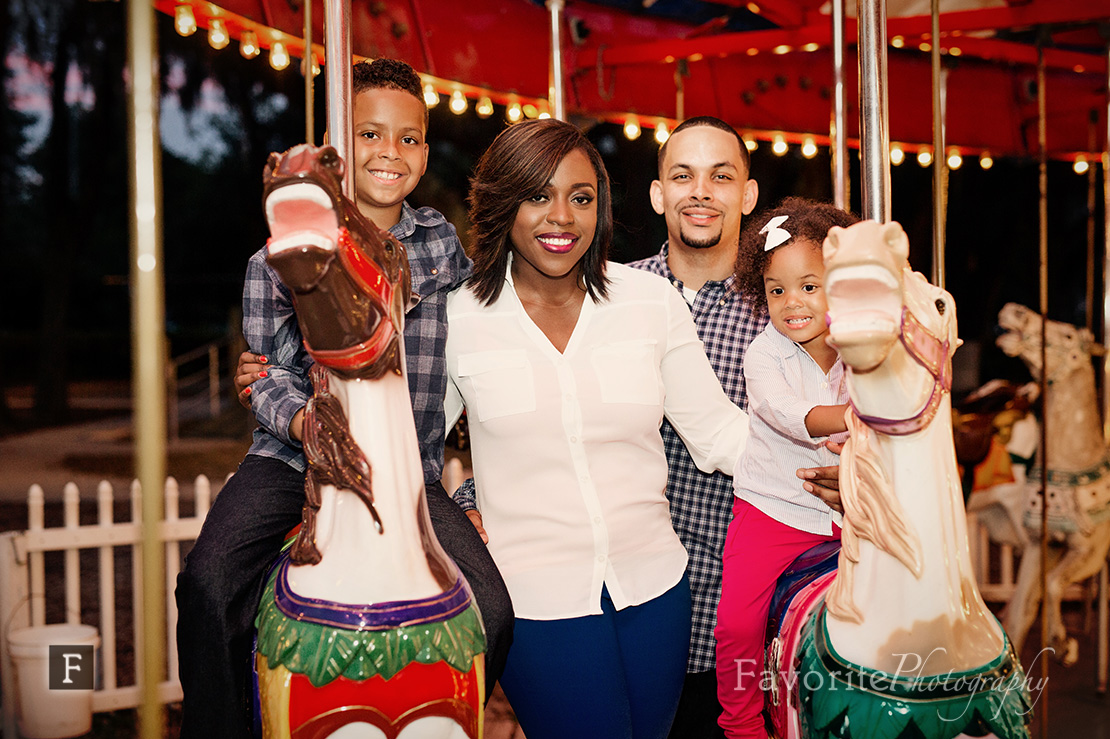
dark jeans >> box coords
[175,454,513,738]
[668,670,726,739]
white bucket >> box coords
[8,624,99,739]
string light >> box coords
[311,56,320,77]
[538,110,551,119]
[801,137,817,159]
[269,40,290,70]
[890,144,905,166]
[476,96,494,118]
[891,36,905,48]
[744,136,757,152]
[523,104,539,119]
[654,121,670,145]
[208,18,229,50]
[175,4,197,36]
[947,149,962,170]
[423,83,439,108]
[772,135,788,156]
[624,117,641,141]
[449,90,468,115]
[1074,155,1090,175]
[240,30,260,59]
[979,151,994,170]
[917,147,933,167]
[506,102,523,123]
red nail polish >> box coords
[259,355,268,363]
[259,370,268,378]
[244,387,252,396]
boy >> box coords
[175,59,512,738]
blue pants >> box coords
[501,577,691,739]
[175,454,513,738]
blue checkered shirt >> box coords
[242,201,472,487]
[628,242,768,673]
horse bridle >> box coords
[849,304,953,436]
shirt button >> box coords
[597,555,605,563]
[593,516,602,524]
[719,299,726,306]
[430,267,438,275]
[570,436,578,443]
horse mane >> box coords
[826,409,924,623]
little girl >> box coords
[715,197,860,738]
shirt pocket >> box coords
[456,350,537,422]
[591,340,660,406]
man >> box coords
[628,116,764,738]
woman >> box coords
[445,119,750,738]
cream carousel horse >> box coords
[252,144,485,738]
[984,303,1110,666]
[764,220,1031,739]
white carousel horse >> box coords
[252,144,485,738]
[983,303,1110,666]
[763,220,1031,739]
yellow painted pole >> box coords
[126,1,167,737]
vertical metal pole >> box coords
[930,0,947,289]
[857,0,890,223]
[305,0,315,145]
[325,0,353,195]
[1088,112,1098,334]
[126,1,166,737]
[547,0,566,121]
[831,0,848,210]
[1036,43,1050,738]
[1104,46,1110,442]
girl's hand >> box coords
[235,352,270,409]
[465,510,489,544]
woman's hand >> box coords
[465,510,489,544]
[235,351,270,409]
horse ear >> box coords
[264,151,280,179]
[823,227,842,260]
[881,221,910,261]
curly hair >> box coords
[734,197,860,310]
[467,119,613,306]
[352,58,428,126]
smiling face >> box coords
[650,126,758,252]
[509,148,598,287]
[764,239,837,370]
[351,87,429,228]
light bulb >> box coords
[449,90,467,115]
[523,104,539,119]
[654,122,669,145]
[423,84,439,108]
[507,102,523,123]
[979,152,993,170]
[917,147,933,167]
[801,137,817,159]
[744,137,757,152]
[175,5,197,36]
[624,117,641,141]
[772,135,787,156]
[208,18,229,49]
[240,30,260,59]
[269,41,290,71]
[947,149,962,170]
[1074,156,1090,175]
[890,144,905,166]
[476,96,494,118]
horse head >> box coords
[996,302,1101,384]
[264,143,411,380]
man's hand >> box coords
[797,441,844,513]
[465,510,489,544]
[235,351,270,409]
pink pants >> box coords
[715,498,840,738]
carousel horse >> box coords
[252,144,485,738]
[762,220,1031,739]
[987,303,1110,666]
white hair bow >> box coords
[760,215,791,251]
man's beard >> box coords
[678,226,722,250]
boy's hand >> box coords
[235,351,270,409]
[465,510,489,544]
[797,441,844,513]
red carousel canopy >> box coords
[155,0,1110,159]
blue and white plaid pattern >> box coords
[243,202,472,486]
[628,243,768,673]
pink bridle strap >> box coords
[850,305,953,436]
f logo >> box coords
[49,645,95,690]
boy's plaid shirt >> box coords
[242,202,472,487]
[628,242,768,673]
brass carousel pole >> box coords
[930,0,947,289]
[324,0,353,195]
[126,1,166,737]
[547,0,567,122]
[304,0,314,145]
[1036,40,1050,736]
[1100,42,1110,697]
[831,0,848,210]
[857,0,890,223]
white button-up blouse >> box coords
[445,261,750,620]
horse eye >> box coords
[935,299,946,315]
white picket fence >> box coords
[0,476,214,738]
